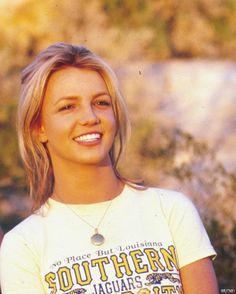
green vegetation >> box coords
[207,219,236,288]
[1,0,236,61]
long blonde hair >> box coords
[18,42,133,211]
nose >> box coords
[78,105,100,126]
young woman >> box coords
[0,43,218,294]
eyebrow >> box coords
[54,92,111,105]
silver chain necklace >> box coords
[55,195,114,246]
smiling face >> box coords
[38,67,117,169]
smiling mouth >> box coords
[74,132,102,143]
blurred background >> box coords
[0,0,235,290]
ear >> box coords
[37,125,48,143]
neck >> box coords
[51,162,124,204]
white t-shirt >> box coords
[0,186,216,294]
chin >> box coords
[76,155,112,167]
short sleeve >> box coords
[159,190,216,268]
[0,231,45,294]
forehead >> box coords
[47,66,107,90]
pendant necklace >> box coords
[55,195,114,246]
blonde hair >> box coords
[18,42,134,211]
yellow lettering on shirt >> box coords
[129,249,148,274]
[57,266,73,291]
[72,261,92,285]
[161,285,176,294]
[110,253,133,278]
[138,288,151,293]
[91,257,109,281]
[153,287,161,294]
[45,272,57,294]
[143,248,165,271]
[160,246,178,271]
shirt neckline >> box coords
[46,184,130,215]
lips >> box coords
[73,132,102,144]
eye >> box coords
[95,99,111,107]
[58,104,76,111]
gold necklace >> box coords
[54,195,114,246]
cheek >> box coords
[44,116,71,135]
[41,121,63,144]
[107,112,117,136]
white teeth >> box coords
[75,133,101,142]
